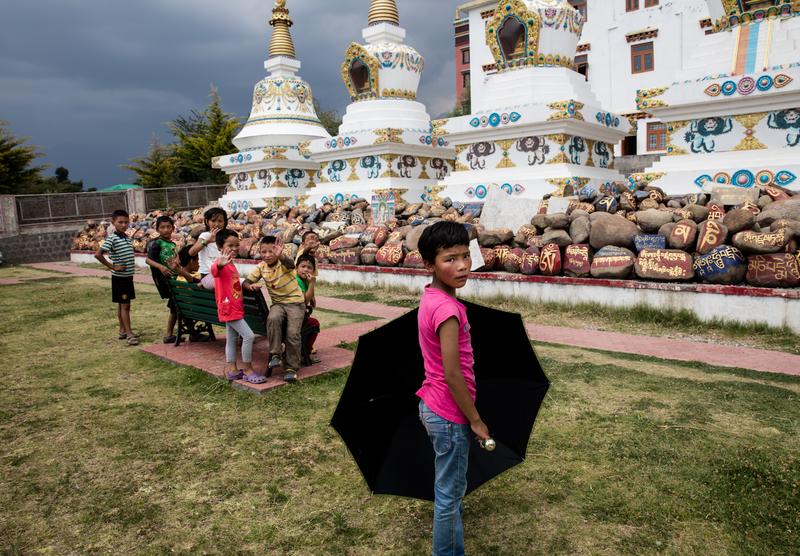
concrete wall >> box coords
[2,225,81,264]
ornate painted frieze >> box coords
[317,155,453,183]
[547,100,585,121]
[636,87,669,111]
[251,78,315,115]
[703,73,793,97]
[694,169,796,189]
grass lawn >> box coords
[1,277,798,554]
[317,283,800,356]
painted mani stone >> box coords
[706,203,726,221]
[493,245,512,271]
[503,248,525,273]
[563,244,591,277]
[590,246,635,279]
[746,253,800,288]
[732,228,789,254]
[360,244,379,265]
[478,247,496,271]
[329,234,361,251]
[520,248,540,275]
[376,242,405,267]
[402,250,425,269]
[696,220,728,255]
[633,234,666,253]
[669,220,698,251]
[595,196,619,214]
[539,244,562,276]
[329,247,362,266]
[634,249,695,281]
[693,246,748,285]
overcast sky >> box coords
[0,0,458,189]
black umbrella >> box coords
[331,300,549,501]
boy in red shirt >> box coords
[210,230,265,384]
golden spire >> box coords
[368,0,400,26]
[268,0,296,58]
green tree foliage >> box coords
[168,86,240,184]
[0,120,45,194]
[445,89,472,118]
[122,136,177,188]
[314,99,342,137]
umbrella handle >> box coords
[479,438,496,452]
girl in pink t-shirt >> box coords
[210,230,266,385]
[416,221,491,556]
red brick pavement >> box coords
[25,262,800,379]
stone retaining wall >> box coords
[2,226,82,264]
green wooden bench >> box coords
[168,279,269,347]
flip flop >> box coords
[118,332,128,340]
[225,369,244,382]
[244,373,268,385]
[127,336,140,346]
[163,335,177,344]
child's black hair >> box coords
[418,221,470,264]
[111,209,129,221]
[178,245,198,267]
[155,215,174,229]
[215,229,240,249]
[259,235,278,246]
[296,253,317,270]
[203,207,228,231]
[301,230,319,242]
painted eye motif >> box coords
[513,184,526,195]
[704,84,721,97]
[465,187,476,198]
[501,183,513,195]
[475,185,488,199]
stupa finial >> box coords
[268,0,296,58]
[368,0,400,26]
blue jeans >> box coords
[419,400,471,556]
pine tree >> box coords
[169,86,240,184]
[122,136,178,187]
[314,99,342,137]
[0,120,45,194]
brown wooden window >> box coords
[645,0,659,6]
[574,54,589,81]
[626,0,639,11]
[631,42,654,74]
[462,48,470,64]
[647,122,667,152]
[462,72,471,88]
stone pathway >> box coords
[23,262,800,384]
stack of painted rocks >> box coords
[72,186,800,288]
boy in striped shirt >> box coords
[95,209,139,346]
[243,236,306,383]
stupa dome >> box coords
[340,0,425,103]
[485,0,583,72]
[233,0,329,150]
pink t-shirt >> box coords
[416,286,476,424]
[210,260,244,322]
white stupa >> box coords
[307,0,455,206]
[214,0,331,212]
[436,0,631,203]
[634,0,800,197]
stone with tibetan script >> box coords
[736,201,761,215]
[493,245,513,271]
[576,202,596,214]
[732,228,789,255]
[475,247,496,271]
[746,253,800,288]
[329,234,361,251]
[563,244,591,277]
[590,246,635,279]
[669,219,698,251]
[634,234,666,253]
[314,244,331,264]
[538,244,562,276]
[360,244,379,266]
[578,185,597,202]
[344,223,367,235]
[722,208,756,234]
[620,191,637,212]
[376,242,405,267]
[503,248,525,273]
[635,249,694,281]
[696,220,729,255]
[672,207,693,222]
[402,250,425,269]
[372,226,390,247]
[520,248,540,276]
[329,247,362,266]
[595,196,619,214]
[706,203,726,222]
[764,186,791,202]
[693,246,747,284]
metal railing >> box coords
[15,191,129,225]
[143,184,226,212]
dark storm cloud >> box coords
[0,0,458,189]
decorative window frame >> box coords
[485,0,542,72]
[340,43,380,102]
